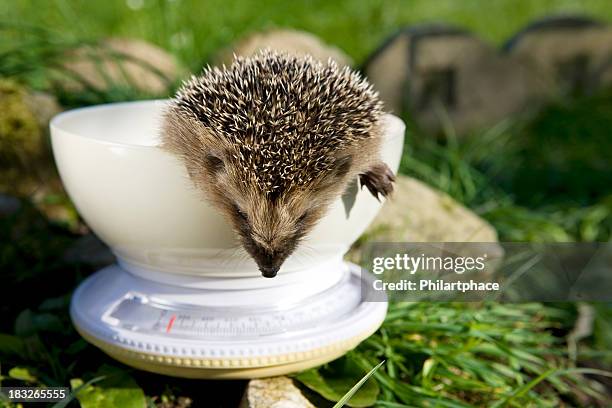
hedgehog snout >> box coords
[241,237,289,278]
[253,247,285,278]
[260,265,280,279]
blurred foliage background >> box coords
[2,0,612,68]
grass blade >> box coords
[490,368,555,408]
[332,361,385,408]
[50,375,106,408]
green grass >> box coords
[2,1,612,407]
[355,302,608,407]
[398,90,612,243]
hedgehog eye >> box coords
[233,204,248,223]
[205,154,225,174]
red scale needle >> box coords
[166,314,177,333]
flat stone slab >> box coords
[240,377,314,408]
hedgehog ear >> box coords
[332,155,353,178]
[204,153,225,175]
[312,155,353,194]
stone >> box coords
[504,16,612,93]
[56,38,184,95]
[348,175,503,262]
[240,377,314,408]
[364,25,551,136]
[363,175,498,242]
[214,29,352,67]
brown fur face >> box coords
[162,51,384,277]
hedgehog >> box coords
[162,50,395,278]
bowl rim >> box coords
[50,99,405,149]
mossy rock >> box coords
[348,175,502,263]
[0,79,64,200]
[0,79,42,167]
[362,175,498,242]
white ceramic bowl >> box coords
[51,100,405,280]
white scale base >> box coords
[71,262,387,378]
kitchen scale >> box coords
[70,258,387,378]
[50,100,404,379]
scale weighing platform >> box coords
[71,261,387,378]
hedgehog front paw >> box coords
[359,163,395,201]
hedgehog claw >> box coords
[360,163,395,200]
